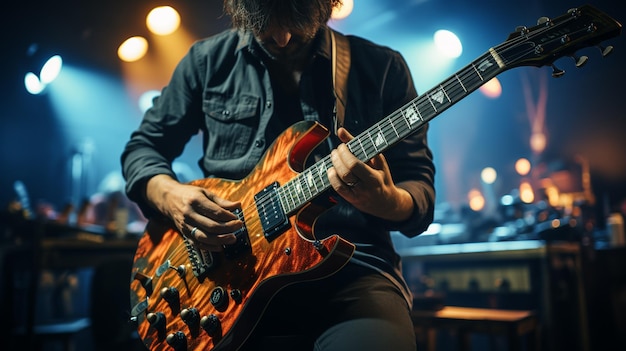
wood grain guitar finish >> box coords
[130,121,355,351]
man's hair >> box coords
[224,0,343,36]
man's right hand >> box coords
[146,174,242,251]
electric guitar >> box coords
[130,5,621,350]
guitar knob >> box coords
[230,289,243,304]
[181,307,201,337]
[180,307,200,327]
[161,286,179,301]
[147,311,166,324]
[200,314,222,338]
[160,286,181,314]
[210,287,229,310]
[133,271,154,296]
[147,312,167,339]
[166,331,187,351]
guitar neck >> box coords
[278,50,505,215]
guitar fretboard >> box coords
[277,49,507,215]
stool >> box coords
[412,306,540,351]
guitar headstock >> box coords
[499,4,622,76]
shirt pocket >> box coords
[203,93,260,160]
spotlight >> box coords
[146,6,181,36]
[23,43,63,95]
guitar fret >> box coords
[295,179,305,204]
[389,116,400,138]
[277,187,290,214]
[455,74,468,92]
[286,183,296,211]
[301,173,313,199]
[366,131,378,153]
[427,93,438,112]
[440,85,451,103]
[306,170,319,193]
[415,103,424,121]
[401,101,423,131]
[317,162,327,187]
[356,137,367,160]
[402,110,411,129]
[471,63,484,81]
[377,124,390,148]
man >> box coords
[122,1,435,350]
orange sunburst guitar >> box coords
[130,5,620,351]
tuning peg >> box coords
[571,54,589,67]
[567,8,581,17]
[515,26,528,34]
[597,44,614,57]
[537,16,550,25]
[551,64,565,78]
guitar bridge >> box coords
[255,182,290,241]
[184,237,214,278]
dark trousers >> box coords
[239,265,417,351]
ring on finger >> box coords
[345,180,359,187]
[190,226,198,237]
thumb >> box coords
[205,190,241,211]
[336,127,354,143]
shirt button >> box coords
[265,101,272,109]
[222,110,231,119]
[255,139,264,148]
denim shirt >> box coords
[121,25,435,305]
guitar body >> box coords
[130,120,355,351]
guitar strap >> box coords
[330,29,350,134]
[330,30,415,310]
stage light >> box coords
[433,30,462,58]
[481,167,497,184]
[118,36,149,62]
[468,189,485,211]
[24,52,64,95]
[479,77,502,99]
[515,158,531,176]
[530,132,547,154]
[501,194,514,206]
[146,6,181,35]
[40,55,63,84]
[24,72,45,95]
[519,181,534,203]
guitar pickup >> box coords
[255,182,290,241]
